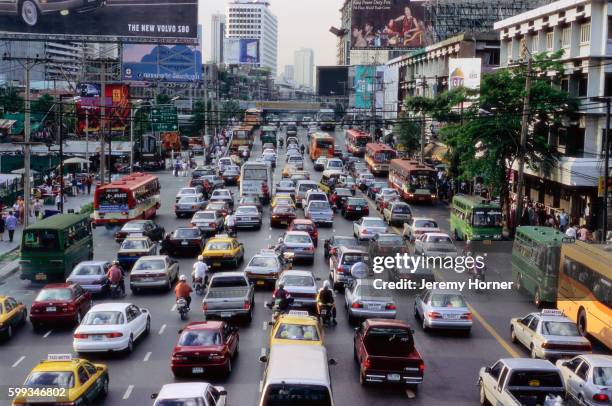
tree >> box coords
[0,87,24,114]
[31,94,55,116]
[396,112,421,154]
[188,100,206,137]
[220,100,243,126]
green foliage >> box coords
[220,100,243,125]
[31,94,55,116]
[396,112,421,154]
[79,202,94,215]
[188,100,206,137]
[0,87,24,114]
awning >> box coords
[0,119,17,130]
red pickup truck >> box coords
[353,319,424,390]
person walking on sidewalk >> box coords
[5,211,17,243]
[0,213,5,241]
[85,175,93,195]
[33,198,43,220]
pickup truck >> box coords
[353,319,424,390]
[478,358,566,406]
[202,272,255,323]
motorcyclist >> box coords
[106,260,125,295]
[272,282,291,311]
[279,138,284,149]
[174,275,193,309]
[225,213,236,236]
[316,280,337,324]
[300,144,305,156]
[462,239,473,256]
[192,255,209,288]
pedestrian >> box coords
[18,198,25,224]
[527,203,536,226]
[71,175,78,196]
[55,193,64,211]
[5,211,17,243]
[577,225,589,242]
[34,198,43,219]
[85,175,93,195]
[0,213,5,241]
[557,208,569,232]
[181,160,188,177]
[565,224,577,239]
[174,161,180,177]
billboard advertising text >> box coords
[224,39,260,64]
[351,0,431,49]
[0,0,197,42]
[448,58,482,91]
[353,65,384,109]
[122,44,202,83]
[76,84,130,133]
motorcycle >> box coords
[468,264,486,290]
[266,297,294,324]
[318,303,333,327]
[176,297,189,320]
[110,281,125,299]
[225,225,237,238]
[193,277,206,296]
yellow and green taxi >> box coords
[201,234,245,269]
[12,354,109,406]
[271,194,295,209]
[0,295,27,339]
[269,310,323,347]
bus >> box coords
[389,159,437,203]
[93,173,161,226]
[511,226,574,307]
[365,143,397,176]
[345,129,370,157]
[230,125,255,151]
[317,108,335,131]
[557,242,611,349]
[244,108,263,127]
[309,132,335,161]
[449,194,503,241]
[20,213,93,282]
[240,161,273,203]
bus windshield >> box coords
[316,139,333,149]
[99,189,129,207]
[23,229,60,251]
[243,168,268,180]
[472,209,502,227]
[374,151,394,162]
[354,137,368,147]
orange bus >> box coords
[309,132,335,161]
[345,129,370,157]
[389,159,437,203]
[365,143,397,176]
[93,173,161,226]
[244,108,263,127]
[230,124,255,151]
[557,242,611,350]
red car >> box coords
[30,283,92,331]
[171,321,239,377]
[270,205,297,228]
[288,219,318,246]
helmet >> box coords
[278,237,283,244]
[323,280,330,289]
[112,260,119,265]
[179,275,187,282]
[198,255,204,261]
[278,283,285,289]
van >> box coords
[303,190,328,209]
[295,180,319,208]
[259,344,335,406]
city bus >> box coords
[309,132,335,161]
[511,226,574,307]
[244,108,263,127]
[449,194,503,241]
[231,125,255,151]
[365,143,397,176]
[240,161,273,203]
[557,242,611,349]
[93,173,161,227]
[345,129,370,157]
[20,213,93,282]
[389,159,437,203]
[317,108,335,131]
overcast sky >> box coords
[200,0,344,72]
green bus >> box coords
[19,213,94,282]
[511,226,574,307]
[449,194,503,241]
[261,126,278,147]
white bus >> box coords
[240,161,273,203]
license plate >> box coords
[92,335,104,341]
[444,314,460,320]
[221,312,232,318]
[35,273,47,281]
[181,241,189,245]
[387,374,401,381]
[418,197,424,201]
[192,367,204,374]
[483,239,492,245]
[281,221,287,225]
[368,304,383,311]
[356,207,361,211]
[110,219,118,223]
[256,280,265,285]
[141,278,153,282]
[213,262,221,267]
[46,307,57,312]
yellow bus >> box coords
[557,242,611,350]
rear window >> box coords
[122,223,145,231]
[121,240,147,250]
[426,236,452,244]
[282,275,314,287]
[249,256,278,268]
[507,371,563,388]
[285,234,312,244]
[210,276,248,288]
[134,260,166,270]
[193,212,215,220]
[299,184,317,192]
[341,254,367,265]
[82,311,124,325]
[393,205,411,214]
[206,242,232,251]
[376,235,403,246]
[541,321,580,336]
[429,294,466,308]
[23,229,60,251]
[36,288,73,301]
[174,229,200,238]
[347,198,366,206]
[263,384,332,406]
[73,264,103,276]
[363,327,414,355]
[415,220,438,228]
[178,330,222,346]
[593,367,612,386]
[292,224,313,232]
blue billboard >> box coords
[122,44,202,82]
[224,38,260,64]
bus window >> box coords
[23,230,60,251]
[472,209,502,227]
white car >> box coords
[353,216,388,240]
[413,232,458,257]
[357,172,375,189]
[403,217,441,241]
[325,158,344,171]
[152,383,227,406]
[176,187,203,203]
[73,303,150,354]
[287,154,304,170]
[556,354,612,406]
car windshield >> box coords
[347,198,366,206]
[541,321,580,336]
[363,219,386,228]
[284,235,311,244]
[415,220,438,228]
[155,398,204,406]
[206,242,232,251]
[174,229,200,239]
[283,275,314,287]
[134,260,166,270]
[393,205,411,214]
[472,208,502,227]
[593,367,612,386]
[279,181,293,188]
[73,264,103,276]
[210,276,248,288]
[263,384,332,406]
[292,223,313,232]
[25,372,75,388]
[212,191,230,198]
[275,206,293,214]
[179,196,198,203]
[327,160,342,168]
[122,223,145,231]
[22,229,60,251]
[427,236,452,244]
[249,256,277,268]
[275,324,320,341]
[178,330,222,346]
[430,294,466,308]
[36,288,72,301]
[376,236,403,246]
[121,240,147,250]
[82,311,124,325]
[193,212,215,220]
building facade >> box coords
[294,48,314,90]
[211,14,226,64]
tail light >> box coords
[305,246,315,252]
[243,301,251,310]
[173,353,188,361]
[312,231,318,239]
[63,304,76,313]
[351,302,363,309]
[386,303,397,310]
[105,332,123,338]
[428,311,442,319]
[347,205,354,210]
[73,333,89,339]
[152,272,167,278]
[336,266,344,275]
[363,357,372,368]
[593,394,609,403]
[418,360,425,374]
[461,312,472,320]
[203,302,208,311]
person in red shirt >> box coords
[175,275,193,309]
[106,261,125,295]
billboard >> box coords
[76,84,130,133]
[122,44,202,82]
[317,66,349,96]
[224,39,260,64]
[383,64,399,119]
[351,0,431,49]
[352,65,384,109]
[448,58,482,90]
[0,0,197,42]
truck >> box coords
[317,108,335,131]
[478,358,565,406]
[202,272,255,323]
[353,319,424,390]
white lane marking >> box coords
[143,352,152,362]
[259,380,263,393]
[43,330,52,338]
[262,321,267,331]
[122,385,134,400]
[12,356,25,368]
[158,324,166,335]
[171,304,177,312]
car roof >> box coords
[499,358,561,370]
[194,210,217,215]
[285,231,310,237]
[362,216,383,221]
[266,344,330,383]
[423,233,452,238]
[338,246,367,254]
[575,354,612,366]
[237,205,259,210]
[157,383,210,399]
[212,271,245,278]
[76,261,108,266]
[292,219,314,224]
[89,303,130,312]
[122,236,150,242]
[136,255,167,261]
[277,313,319,325]
[413,217,437,221]
[530,312,574,323]
[207,236,235,243]
[125,219,149,224]
[183,321,224,331]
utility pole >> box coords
[591,96,611,242]
[420,75,427,162]
[514,55,533,232]
[204,69,208,144]
[100,61,107,185]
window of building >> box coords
[531,35,538,53]
[580,22,591,44]
[608,17,612,40]
[546,31,554,50]
[561,26,571,47]
[577,74,588,97]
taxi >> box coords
[271,193,295,209]
[0,295,27,339]
[12,354,109,405]
[116,236,158,269]
[201,234,245,269]
[269,310,323,347]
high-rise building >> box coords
[294,48,314,89]
[283,64,294,81]
[227,0,278,76]
[211,14,226,63]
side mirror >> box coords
[484,367,491,374]
[141,308,149,313]
[151,393,158,399]
[328,358,337,366]
[218,389,227,396]
[259,355,268,363]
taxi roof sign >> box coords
[47,354,73,361]
[350,262,369,279]
[288,310,310,317]
[541,309,564,317]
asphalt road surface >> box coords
[0,127,581,406]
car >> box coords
[244,250,287,286]
[286,124,298,136]
[314,157,328,171]
[73,303,150,354]
[209,189,234,208]
[269,311,323,346]
[191,166,215,180]
[275,270,319,310]
[270,205,297,228]
[263,142,276,151]
[238,195,263,212]
[201,235,245,269]
[175,195,208,218]
[160,227,205,257]
[271,194,296,209]
[403,217,441,241]
[367,181,389,199]
[280,231,316,264]
[114,219,165,243]
[323,235,364,259]
[383,201,413,226]
[234,205,262,229]
[30,283,93,330]
[275,180,296,197]
[66,261,112,294]
[395,264,436,286]
[375,188,400,212]
[351,163,369,179]
[338,175,358,194]
[221,166,240,185]
[510,309,592,360]
[117,236,158,269]
[413,233,458,257]
[192,174,225,190]
[0,295,27,339]
[206,201,232,217]
[295,180,319,207]
[330,188,353,209]
[11,355,109,406]
[151,383,227,406]
[325,158,344,171]
[261,151,277,168]
[301,116,313,127]
[217,157,234,173]
[171,321,239,377]
[368,233,408,257]
[302,190,328,209]
[329,246,370,290]
[202,272,255,322]
[176,186,204,203]
[290,173,309,185]
[333,146,343,157]
[262,148,276,156]
[341,197,370,219]
[556,354,612,406]
[130,255,180,293]
[191,210,224,236]
[353,217,389,241]
[357,173,376,190]
[305,200,334,227]
[345,279,397,324]
[288,219,318,246]
[287,154,304,170]
[414,289,472,333]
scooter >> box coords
[193,277,206,296]
[176,297,189,320]
[318,303,333,327]
[110,281,125,299]
[266,297,294,324]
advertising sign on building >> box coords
[352,65,384,110]
[383,64,399,120]
[76,84,130,133]
[224,39,260,64]
[351,0,432,50]
[121,44,202,82]
[448,58,482,90]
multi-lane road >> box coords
[0,127,572,406]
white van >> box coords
[295,180,319,208]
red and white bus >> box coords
[93,173,161,226]
[345,129,370,157]
[389,159,437,204]
[365,143,397,176]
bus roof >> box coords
[366,143,395,153]
[516,226,570,245]
[390,158,435,173]
[452,194,500,209]
[346,129,369,138]
[25,213,90,230]
[562,241,612,272]
[312,132,334,140]
[97,173,158,191]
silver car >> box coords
[129,255,179,293]
[66,261,111,294]
[209,189,234,208]
[244,250,284,286]
[556,354,612,406]
[175,195,207,218]
[413,232,458,257]
[234,205,262,230]
[304,201,334,227]
[176,187,203,203]
[353,217,388,241]
[345,279,396,324]
[280,231,315,264]
[276,270,318,310]
[190,210,224,235]
[414,289,473,333]
[383,201,412,226]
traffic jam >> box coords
[1,111,611,406]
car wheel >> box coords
[75,312,82,326]
[19,0,39,26]
[577,308,587,336]
[20,309,27,326]
[126,336,134,354]
[234,338,239,357]
[144,317,151,336]
[479,380,489,405]
[530,345,537,359]
[6,324,13,339]
[422,317,429,332]
[510,327,518,343]
[100,376,109,398]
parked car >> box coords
[345,279,397,324]
[234,205,262,230]
[414,289,472,334]
[383,201,412,226]
[114,220,165,243]
[116,236,158,269]
[130,255,180,293]
[160,227,205,257]
[30,283,93,330]
[175,195,208,218]
[556,354,612,406]
[190,210,224,236]
[275,270,318,310]
[202,272,255,322]
[279,231,315,264]
[66,261,112,295]
[353,217,388,241]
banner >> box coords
[351,0,431,49]
[224,38,260,64]
[352,65,384,109]
[76,84,130,133]
[448,58,482,90]
[122,44,202,82]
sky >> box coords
[200,0,344,73]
